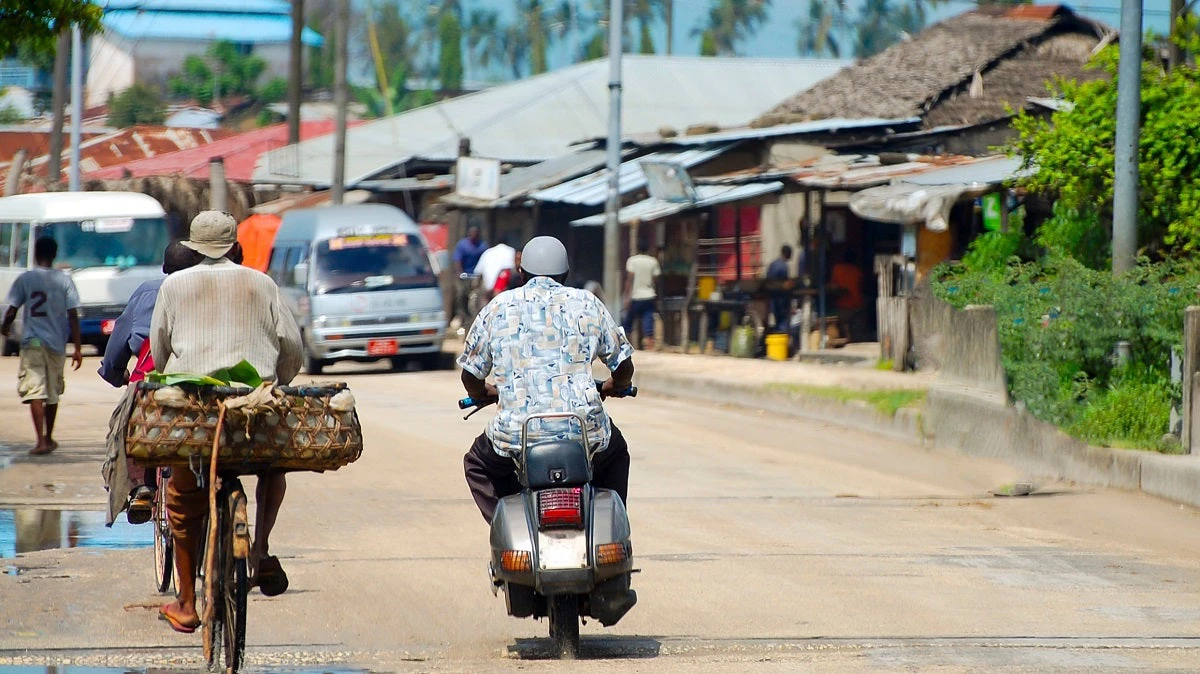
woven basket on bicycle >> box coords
[125,381,364,472]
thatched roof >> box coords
[759,5,1113,129]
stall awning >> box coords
[570,181,783,227]
[848,156,1027,231]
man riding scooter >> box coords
[458,235,635,522]
[457,236,638,657]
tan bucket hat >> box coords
[182,210,238,259]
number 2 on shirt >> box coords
[29,290,47,318]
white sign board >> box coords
[455,157,502,201]
[641,161,698,203]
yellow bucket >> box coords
[697,276,717,300]
[765,333,790,361]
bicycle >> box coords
[196,403,251,674]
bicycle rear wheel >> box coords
[203,506,225,673]
[152,468,174,594]
[222,488,249,672]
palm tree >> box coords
[853,0,923,58]
[694,0,772,56]
[796,0,849,58]
[628,0,668,54]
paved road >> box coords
[1,356,1200,672]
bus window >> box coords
[0,224,11,267]
[282,244,308,287]
[267,246,288,285]
[13,223,29,267]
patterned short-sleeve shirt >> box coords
[458,276,633,457]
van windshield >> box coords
[314,233,436,294]
[39,217,168,269]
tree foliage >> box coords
[1010,41,1200,262]
[438,10,465,90]
[168,41,268,106]
[0,0,101,58]
[695,0,771,56]
[107,83,166,127]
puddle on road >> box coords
[0,662,367,666]
[0,509,151,559]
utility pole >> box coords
[603,0,624,322]
[47,29,68,184]
[666,0,674,55]
[331,0,348,205]
[69,25,83,192]
[1112,0,1143,275]
[289,0,304,144]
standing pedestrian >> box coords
[766,245,794,332]
[452,225,489,330]
[0,237,83,455]
[622,240,661,350]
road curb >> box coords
[636,369,1200,510]
[925,385,1200,509]
[633,370,927,445]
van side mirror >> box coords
[292,262,309,287]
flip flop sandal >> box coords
[256,556,289,597]
[158,606,199,634]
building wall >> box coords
[105,38,292,93]
[759,190,807,277]
[86,34,136,108]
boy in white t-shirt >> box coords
[1,237,83,455]
[622,240,661,350]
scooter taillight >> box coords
[537,487,583,529]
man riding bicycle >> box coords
[458,236,636,522]
[150,211,303,633]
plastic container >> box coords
[765,333,790,361]
[730,322,756,358]
[697,276,717,300]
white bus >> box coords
[0,191,169,354]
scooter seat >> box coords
[523,440,592,489]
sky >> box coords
[447,0,1171,80]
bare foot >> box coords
[159,600,200,633]
[30,441,55,456]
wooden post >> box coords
[1182,307,1200,452]
[5,149,27,196]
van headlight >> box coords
[313,315,351,329]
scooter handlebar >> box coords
[457,383,636,412]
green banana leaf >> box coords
[147,360,263,388]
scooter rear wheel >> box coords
[549,595,580,659]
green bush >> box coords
[934,258,1200,450]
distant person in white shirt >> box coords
[622,240,661,350]
[1,237,83,455]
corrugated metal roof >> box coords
[571,182,784,226]
[692,153,1024,192]
[104,9,323,46]
[439,148,612,209]
[17,126,230,177]
[253,56,847,187]
[899,155,1026,186]
[85,121,351,182]
[104,0,292,12]
[355,175,456,192]
[643,117,920,146]
[530,145,733,206]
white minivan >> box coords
[269,203,446,374]
[0,191,169,354]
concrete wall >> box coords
[924,296,1200,508]
[87,34,135,107]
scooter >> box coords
[458,384,638,658]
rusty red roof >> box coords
[10,126,232,178]
[86,120,357,183]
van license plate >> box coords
[538,530,588,570]
[367,339,399,356]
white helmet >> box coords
[521,236,569,276]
